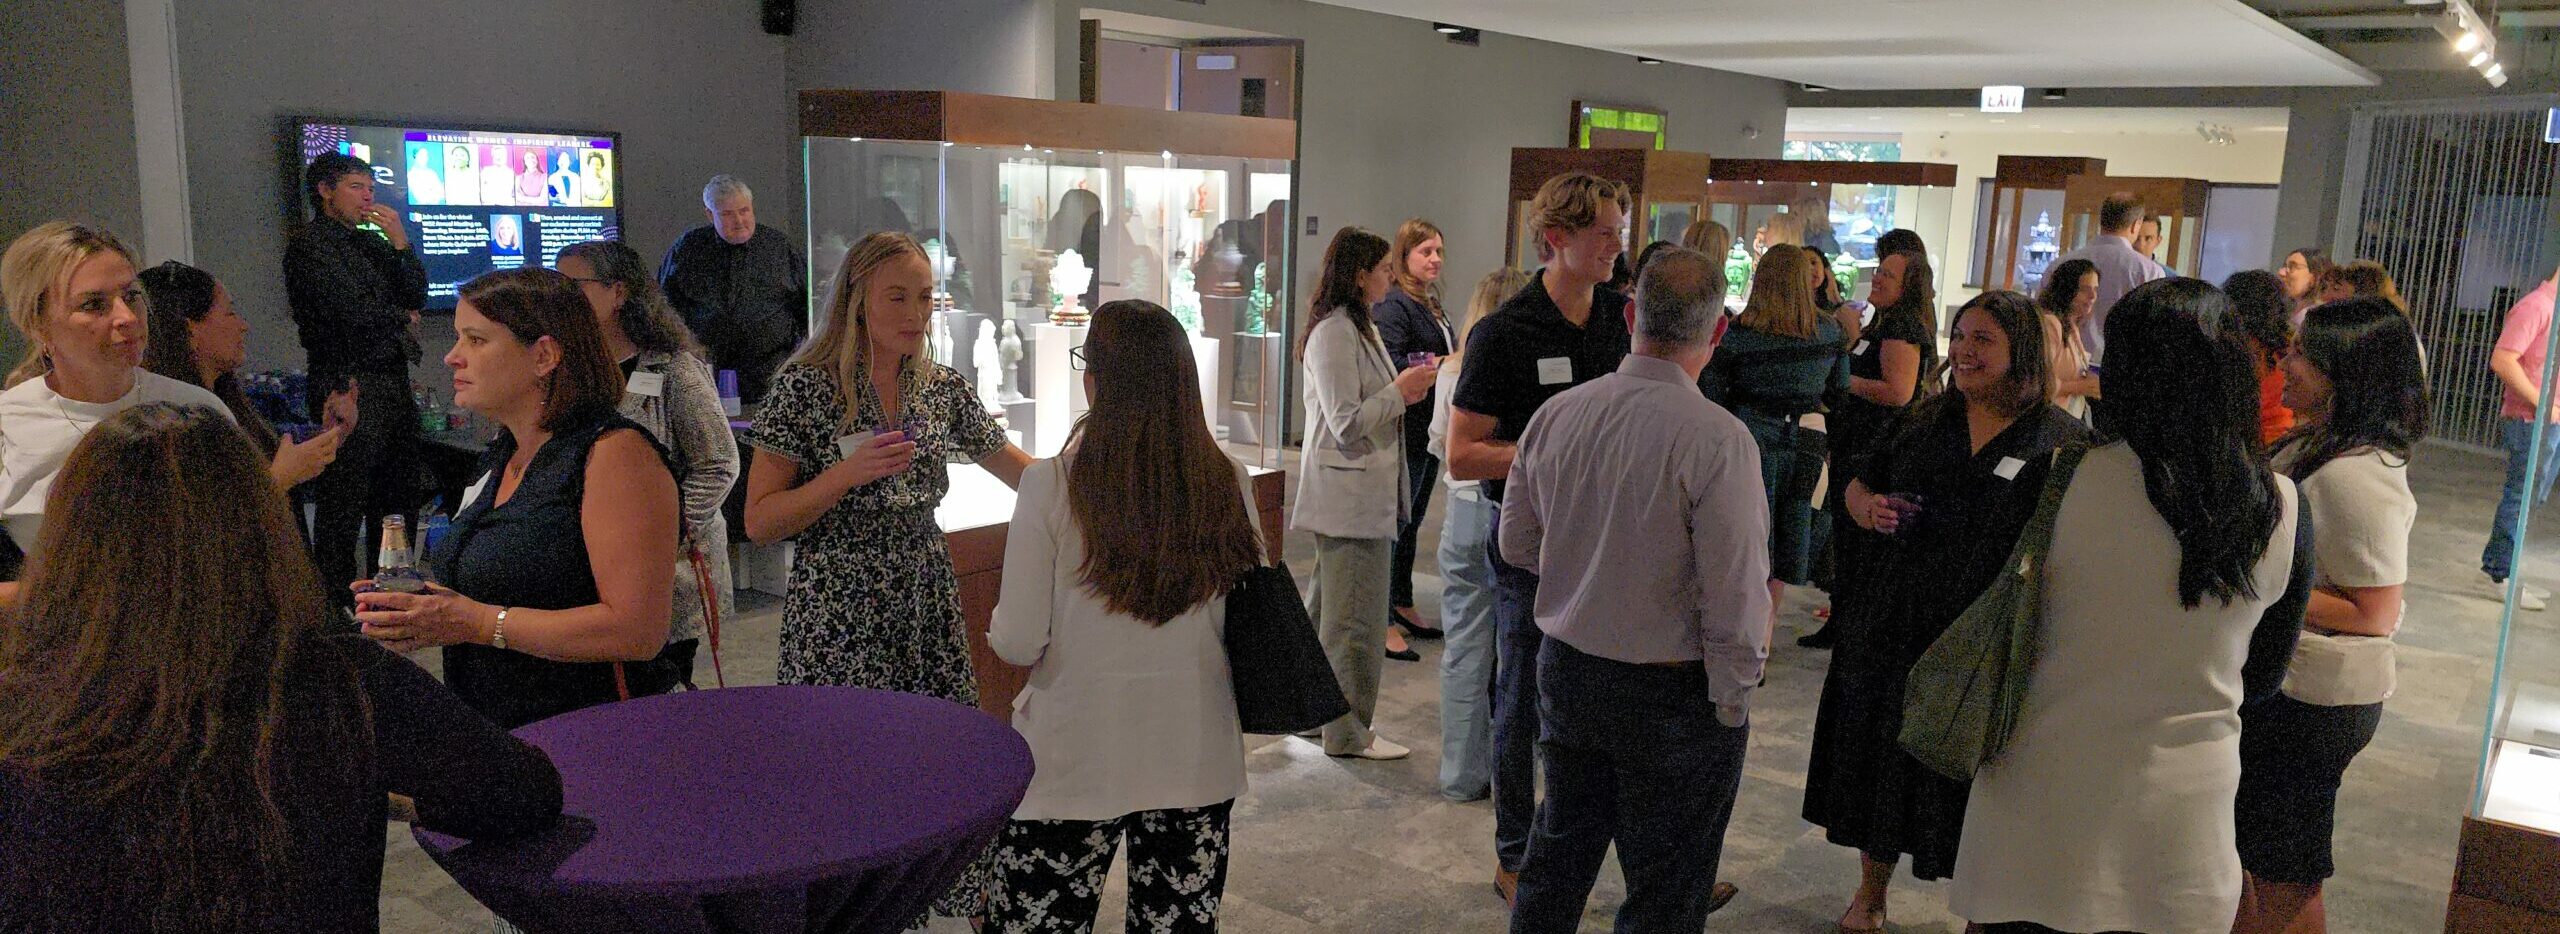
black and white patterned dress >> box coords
[747,360,1006,700]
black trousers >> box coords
[1510,639,1750,934]
[988,800,1233,934]
[309,369,420,603]
[1389,442,1440,611]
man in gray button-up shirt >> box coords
[1496,249,1770,933]
[2052,191,2168,363]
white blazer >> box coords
[988,455,1251,821]
[1292,310,1407,540]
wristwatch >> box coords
[491,606,511,650]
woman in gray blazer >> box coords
[559,240,740,688]
[1294,227,1437,760]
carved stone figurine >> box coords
[997,320,1026,403]
[973,321,1002,411]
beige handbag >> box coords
[2280,630,2396,707]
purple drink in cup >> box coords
[1404,351,1436,368]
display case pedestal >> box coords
[1029,322,1091,457]
[2448,817,2560,932]
[1189,334,1221,435]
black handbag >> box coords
[1224,560,1352,735]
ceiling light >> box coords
[1637,56,1664,65]
[2469,49,2493,66]
[1432,22,1462,34]
[1802,83,1832,93]
[2042,88,2067,101]
[1440,25,1481,45]
[2455,31,2481,52]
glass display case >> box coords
[800,90,1296,464]
[1973,156,2108,292]
[1504,147,1713,271]
[1702,158,1957,305]
[2061,175,2210,280]
[2455,354,2560,929]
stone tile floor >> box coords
[383,443,2556,932]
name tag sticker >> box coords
[1852,340,1872,355]
[1994,456,2027,480]
[1536,356,1573,385]
[626,371,665,396]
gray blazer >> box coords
[617,350,739,645]
[1292,310,1407,540]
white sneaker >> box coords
[2492,575,2548,611]
[1330,737,1411,761]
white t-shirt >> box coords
[0,370,232,553]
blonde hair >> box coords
[1388,218,1445,318]
[1448,268,1532,383]
[1761,212,1806,250]
[1737,244,1820,340]
[3,222,142,389]
[1528,173,1632,248]
[794,231,933,430]
[1681,218,1733,261]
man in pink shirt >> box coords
[2483,267,2560,609]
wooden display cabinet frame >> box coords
[799,89,1295,161]
[1981,156,2108,290]
[2059,174,2211,273]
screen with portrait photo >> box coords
[295,118,620,310]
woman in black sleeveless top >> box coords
[357,268,681,729]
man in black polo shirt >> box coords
[1448,172,1633,905]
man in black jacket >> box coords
[658,175,805,405]
[285,152,426,602]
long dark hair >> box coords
[2271,297,2429,481]
[2221,269,2295,367]
[136,261,282,456]
[1067,300,1262,623]
[1876,228,1927,259]
[2035,258,2098,317]
[1950,290,2053,417]
[557,240,700,357]
[1303,227,1391,352]
[0,403,352,930]
[2100,278,2283,607]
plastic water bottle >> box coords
[717,369,743,417]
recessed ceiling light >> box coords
[1432,22,1463,34]
[1637,56,1664,65]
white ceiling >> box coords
[1307,0,2380,89]
[1788,106,2295,136]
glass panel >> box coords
[1513,198,1540,272]
[2484,318,2560,834]
[2198,185,2279,285]
[1974,185,2066,293]
[1648,200,1695,249]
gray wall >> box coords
[0,0,143,251]
[172,0,795,373]
[1049,0,1792,319]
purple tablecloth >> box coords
[415,685,1032,934]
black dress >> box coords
[1801,398,2083,879]
[436,410,685,730]
[1819,304,1937,611]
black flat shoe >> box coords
[1386,644,1421,662]
[1391,614,1445,640]
[1796,626,1837,649]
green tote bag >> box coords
[1898,440,2091,782]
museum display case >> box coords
[2452,366,2560,931]
[2059,174,2210,280]
[1702,158,1957,304]
[1504,147,1713,271]
[800,89,1297,463]
[1973,155,2107,293]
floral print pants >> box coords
[987,801,1234,934]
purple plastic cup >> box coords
[1404,352,1436,368]
[716,369,741,400]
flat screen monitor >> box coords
[290,117,621,310]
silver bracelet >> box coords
[491,606,511,651]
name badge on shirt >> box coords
[1536,356,1573,385]
[625,371,666,397]
[1852,339,1872,355]
[1994,456,2027,480]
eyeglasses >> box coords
[1068,344,1088,371]
[564,276,608,287]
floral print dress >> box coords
[745,360,1008,920]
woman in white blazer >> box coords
[1294,227,1438,760]
[987,299,1267,934]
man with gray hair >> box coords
[659,174,806,404]
[1498,248,1769,932]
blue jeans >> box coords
[1509,639,1750,934]
[1436,490,1500,800]
[1489,508,1545,873]
[2484,417,2560,581]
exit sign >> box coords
[1981,85,2025,114]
